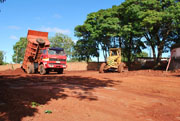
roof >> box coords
[49,47,64,51]
[109,48,121,51]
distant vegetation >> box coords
[0,51,8,65]
[12,37,27,63]
[49,33,75,60]
[0,51,4,65]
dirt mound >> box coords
[0,68,26,75]
[14,68,26,74]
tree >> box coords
[12,37,27,63]
[88,8,121,60]
[0,51,4,65]
[73,39,98,62]
[74,8,120,61]
[74,23,99,62]
[94,8,120,60]
[115,2,146,66]
[122,0,180,64]
[49,33,75,59]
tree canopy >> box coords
[12,37,27,63]
[49,33,75,59]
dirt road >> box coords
[0,68,180,121]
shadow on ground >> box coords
[0,74,115,121]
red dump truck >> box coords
[22,30,67,75]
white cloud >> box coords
[8,26,21,30]
[10,35,18,40]
[39,26,70,35]
[53,14,61,19]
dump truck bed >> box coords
[27,30,50,45]
[22,30,50,71]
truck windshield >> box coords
[48,50,65,55]
[111,50,117,56]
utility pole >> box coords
[16,48,18,63]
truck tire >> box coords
[36,38,45,44]
[27,64,34,74]
[39,64,46,75]
[118,63,124,73]
[99,63,106,73]
[57,68,63,74]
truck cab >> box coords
[40,47,67,74]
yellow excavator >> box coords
[99,48,126,73]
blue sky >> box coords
[0,0,123,63]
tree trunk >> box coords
[100,43,106,62]
[113,37,116,47]
[97,49,100,63]
[144,33,156,61]
[127,36,132,70]
[118,37,122,48]
[86,56,89,63]
[155,42,164,68]
[105,49,107,62]
[151,46,156,61]
[127,52,131,70]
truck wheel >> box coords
[36,38,45,44]
[118,63,124,73]
[99,63,106,73]
[57,68,63,74]
[27,64,34,74]
[39,64,46,75]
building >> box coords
[169,43,180,70]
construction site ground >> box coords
[0,68,180,121]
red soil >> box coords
[0,68,180,121]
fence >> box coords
[0,62,103,71]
